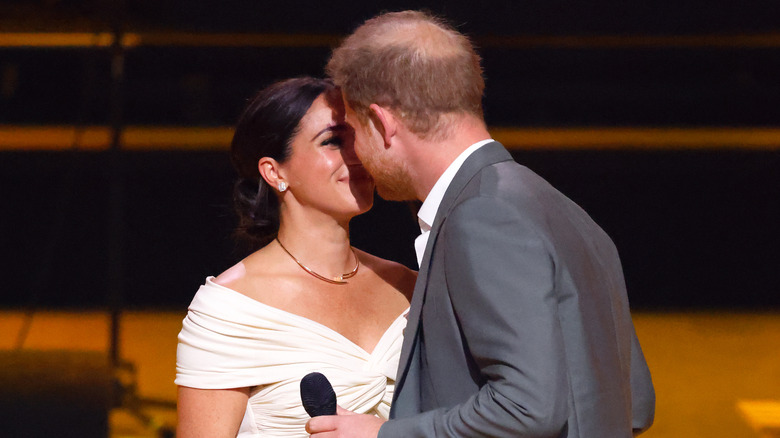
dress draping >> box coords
[176,277,407,437]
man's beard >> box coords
[360,143,417,202]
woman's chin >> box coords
[350,184,375,207]
[357,199,374,215]
[348,195,374,215]
[333,182,374,218]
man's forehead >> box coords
[341,95,356,112]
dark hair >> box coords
[230,77,336,248]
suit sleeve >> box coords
[630,326,655,435]
[383,196,570,437]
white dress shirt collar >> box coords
[414,139,493,267]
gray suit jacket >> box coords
[380,142,655,437]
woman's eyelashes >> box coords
[321,136,344,148]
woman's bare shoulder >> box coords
[213,261,247,287]
[212,247,284,299]
[356,249,417,301]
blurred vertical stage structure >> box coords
[0,6,176,437]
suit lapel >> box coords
[393,142,513,399]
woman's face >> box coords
[280,89,375,219]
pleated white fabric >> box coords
[176,277,407,437]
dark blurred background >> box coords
[1,0,778,311]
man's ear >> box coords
[258,157,285,191]
[369,103,398,145]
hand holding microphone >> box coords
[302,372,385,437]
[300,372,337,417]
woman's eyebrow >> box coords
[312,123,348,140]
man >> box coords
[308,10,655,437]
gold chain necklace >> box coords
[276,238,359,284]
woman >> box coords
[175,77,416,437]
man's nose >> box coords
[341,139,362,165]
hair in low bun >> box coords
[230,77,336,248]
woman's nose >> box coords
[341,137,362,165]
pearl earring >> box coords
[278,181,287,192]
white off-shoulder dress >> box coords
[175,277,407,437]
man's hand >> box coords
[305,406,385,438]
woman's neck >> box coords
[275,208,355,278]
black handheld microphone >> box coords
[300,372,337,417]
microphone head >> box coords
[300,372,337,417]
